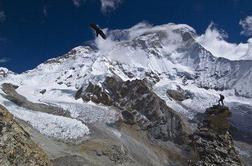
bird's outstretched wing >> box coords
[97,29,106,39]
[89,23,106,40]
[89,23,98,31]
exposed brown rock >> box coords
[205,105,232,134]
[189,105,242,166]
[100,144,132,164]
[0,105,52,166]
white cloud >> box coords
[72,0,83,7]
[0,11,6,23]
[240,16,252,36]
[71,0,121,13]
[100,0,122,13]
[0,58,9,63]
[94,21,252,61]
[196,22,252,60]
[95,22,195,59]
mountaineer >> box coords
[218,94,225,106]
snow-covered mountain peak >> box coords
[96,23,196,54]
[0,22,251,103]
[3,22,249,99]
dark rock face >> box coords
[189,105,242,166]
[0,69,7,77]
[76,76,189,144]
[40,89,46,94]
[78,82,113,106]
[205,105,231,134]
[121,110,135,125]
[0,105,52,166]
[167,89,186,101]
[166,87,193,101]
[145,71,160,84]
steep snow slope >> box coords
[174,34,252,97]
[0,22,251,141]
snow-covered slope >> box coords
[0,22,251,141]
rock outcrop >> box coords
[189,105,242,166]
[166,86,193,101]
[0,69,7,78]
[76,76,189,144]
[0,105,52,166]
[1,83,70,117]
[0,68,13,78]
[96,144,132,164]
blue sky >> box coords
[0,0,252,73]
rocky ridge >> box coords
[0,104,52,166]
[76,77,243,165]
[189,105,242,166]
[76,76,190,145]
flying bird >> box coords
[89,23,107,40]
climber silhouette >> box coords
[218,94,225,106]
[89,23,106,40]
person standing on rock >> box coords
[218,94,225,106]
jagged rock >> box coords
[76,76,189,145]
[100,145,131,164]
[121,110,135,125]
[205,105,232,134]
[40,89,46,94]
[0,68,8,78]
[189,105,242,166]
[167,89,185,101]
[166,86,193,101]
[145,71,160,84]
[75,86,84,100]
[81,82,113,105]
[0,105,52,166]
[57,81,63,85]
